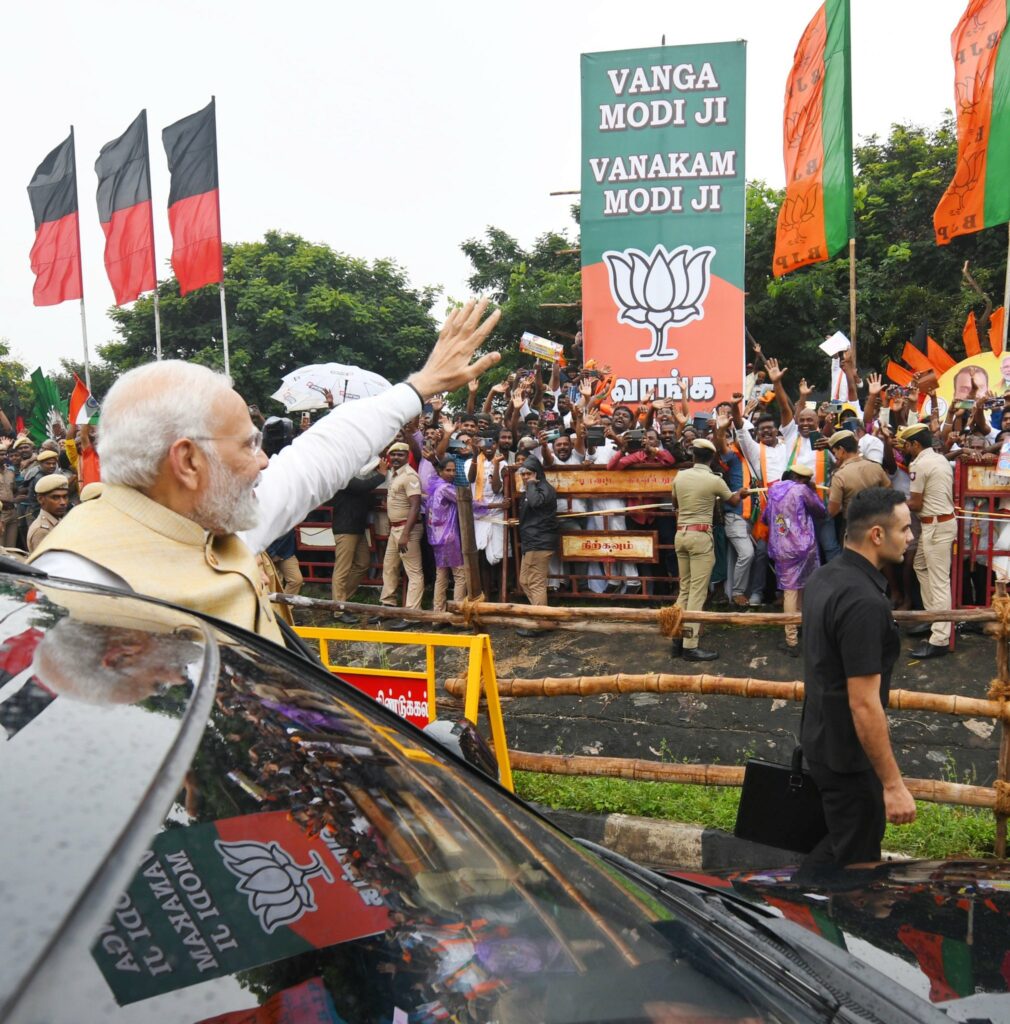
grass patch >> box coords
[515,770,998,860]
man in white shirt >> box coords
[30,299,501,640]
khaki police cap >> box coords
[35,473,69,496]
[12,434,32,449]
[790,463,814,478]
[387,442,410,453]
[828,429,855,447]
[79,482,105,502]
[36,449,59,463]
[896,423,930,443]
[692,438,717,453]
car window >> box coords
[11,597,782,1023]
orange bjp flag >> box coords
[773,0,854,276]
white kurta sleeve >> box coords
[240,383,421,553]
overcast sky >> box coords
[3,0,959,378]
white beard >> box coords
[192,446,260,535]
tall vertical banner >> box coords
[581,43,746,409]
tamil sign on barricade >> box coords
[580,42,746,410]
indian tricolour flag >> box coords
[68,373,100,425]
[935,0,1010,244]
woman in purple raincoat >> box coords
[762,463,826,655]
[426,457,469,612]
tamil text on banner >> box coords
[92,811,390,1005]
[580,44,746,411]
[335,670,431,729]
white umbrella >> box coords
[270,362,391,412]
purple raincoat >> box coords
[762,479,826,590]
[426,476,463,568]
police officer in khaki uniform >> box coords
[375,441,424,628]
[898,423,956,658]
[26,474,70,554]
[826,430,891,527]
[672,438,744,662]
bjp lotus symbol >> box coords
[216,839,334,933]
[603,244,716,362]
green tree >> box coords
[746,116,1010,387]
[460,215,581,381]
[103,231,440,411]
[0,338,32,418]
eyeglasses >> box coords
[191,430,263,454]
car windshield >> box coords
[6,576,795,1023]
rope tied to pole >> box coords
[996,780,1010,817]
[657,605,683,639]
[988,677,1010,701]
[993,593,1010,641]
[458,593,486,629]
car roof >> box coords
[0,572,218,1017]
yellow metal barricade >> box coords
[294,626,513,791]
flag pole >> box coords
[1003,224,1010,352]
[140,110,163,360]
[219,285,230,377]
[69,126,92,391]
[209,95,230,376]
[848,237,857,368]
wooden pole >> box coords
[507,750,997,809]
[995,581,1009,856]
[849,237,857,367]
[443,672,1010,721]
[455,484,483,604]
[1003,226,1010,352]
[274,593,999,629]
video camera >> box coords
[624,429,645,452]
[262,416,295,457]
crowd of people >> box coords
[8,320,1005,665]
[261,341,992,661]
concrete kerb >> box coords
[530,803,798,871]
[532,804,910,873]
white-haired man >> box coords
[29,300,500,643]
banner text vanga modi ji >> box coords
[580,43,746,411]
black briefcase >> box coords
[733,745,828,853]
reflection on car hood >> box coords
[0,574,214,1018]
[671,860,1010,1012]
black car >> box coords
[0,569,977,1022]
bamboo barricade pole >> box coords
[991,581,1010,856]
[506,750,997,810]
[441,672,1010,721]
[273,593,1000,632]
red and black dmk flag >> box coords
[27,132,83,306]
[95,111,156,305]
[162,98,222,295]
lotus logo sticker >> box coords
[603,244,716,362]
[216,839,334,933]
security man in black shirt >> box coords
[800,487,916,871]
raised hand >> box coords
[407,297,501,398]
[866,372,883,397]
[765,358,787,384]
[468,378,479,394]
[797,378,813,400]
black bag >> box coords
[734,745,828,853]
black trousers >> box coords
[800,760,885,874]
